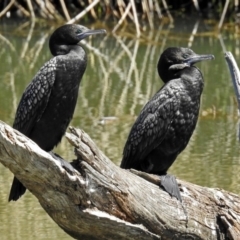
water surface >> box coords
[0,19,239,239]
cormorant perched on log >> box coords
[121,47,214,201]
[8,24,106,201]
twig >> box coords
[26,0,35,20]
[148,0,154,15]
[59,0,71,21]
[94,58,108,119]
[45,0,63,20]
[192,0,200,12]
[117,0,134,21]
[162,0,174,22]
[130,0,141,37]
[112,2,132,33]
[188,20,199,48]
[154,0,162,19]
[138,27,162,105]
[159,23,172,54]
[0,33,15,52]
[115,39,140,115]
[20,20,36,59]
[218,34,227,53]
[142,0,154,29]
[29,33,50,69]
[0,0,15,18]
[218,0,230,30]
[89,0,98,19]
[67,0,100,24]
[14,1,30,17]
[117,0,125,18]
[34,0,49,18]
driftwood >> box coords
[0,121,239,239]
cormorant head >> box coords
[157,47,214,83]
[49,24,106,56]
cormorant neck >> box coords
[159,65,204,89]
[51,45,69,56]
[180,66,204,88]
[50,44,84,56]
[69,45,86,57]
[158,67,184,83]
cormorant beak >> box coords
[77,29,106,41]
[184,54,215,66]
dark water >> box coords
[0,19,239,239]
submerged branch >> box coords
[0,121,239,239]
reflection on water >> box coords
[0,19,240,239]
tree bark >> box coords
[0,121,239,240]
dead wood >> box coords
[0,121,239,240]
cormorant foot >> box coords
[160,174,182,202]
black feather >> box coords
[121,47,214,201]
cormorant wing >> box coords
[13,58,57,135]
[121,86,180,168]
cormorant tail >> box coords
[8,177,26,202]
[160,174,182,202]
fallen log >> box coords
[0,121,239,240]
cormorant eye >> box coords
[76,29,82,34]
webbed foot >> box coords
[160,174,182,202]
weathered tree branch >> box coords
[0,121,239,239]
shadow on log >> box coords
[0,121,239,239]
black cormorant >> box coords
[121,47,214,201]
[8,24,106,201]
